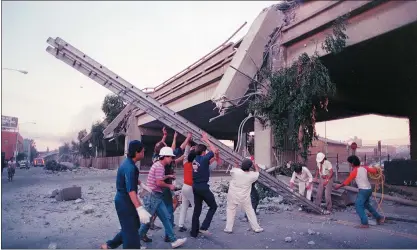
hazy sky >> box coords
[1,1,410,151]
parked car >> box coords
[34,158,45,167]
[18,160,29,169]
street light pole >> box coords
[2,68,28,74]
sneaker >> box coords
[254,228,264,233]
[377,217,385,225]
[199,229,212,236]
[142,235,152,243]
[223,229,232,234]
[178,226,187,232]
[171,238,187,249]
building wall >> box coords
[1,131,24,160]
[307,139,349,171]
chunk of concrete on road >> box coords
[55,186,82,201]
[74,198,84,204]
[308,241,315,245]
[48,242,57,249]
[308,229,315,235]
[82,205,95,214]
[50,189,60,198]
[285,237,292,243]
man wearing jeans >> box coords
[335,155,385,228]
[190,133,218,238]
[138,147,187,248]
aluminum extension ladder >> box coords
[46,37,324,215]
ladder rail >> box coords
[46,37,324,215]
[47,38,242,161]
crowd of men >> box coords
[100,128,385,249]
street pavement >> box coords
[1,167,417,249]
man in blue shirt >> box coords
[111,140,151,249]
[190,133,218,238]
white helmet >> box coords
[159,147,176,157]
[316,152,325,163]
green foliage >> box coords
[102,94,126,123]
[77,129,92,158]
[91,121,105,151]
[248,15,348,160]
[322,15,349,54]
[59,142,70,155]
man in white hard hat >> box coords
[138,146,187,248]
[314,152,334,213]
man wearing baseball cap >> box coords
[105,140,151,249]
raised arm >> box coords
[335,168,358,189]
[171,131,178,151]
[202,132,216,153]
[180,132,192,151]
[158,127,168,145]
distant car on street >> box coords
[34,158,45,167]
[18,160,29,169]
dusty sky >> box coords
[1,1,410,151]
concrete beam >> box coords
[211,4,286,112]
[137,82,218,126]
[285,0,417,64]
[103,104,136,137]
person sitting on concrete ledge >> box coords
[335,155,385,229]
[224,159,264,234]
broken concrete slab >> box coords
[48,242,57,249]
[285,237,292,242]
[50,189,60,198]
[55,186,82,201]
[82,205,95,214]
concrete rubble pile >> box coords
[208,180,295,216]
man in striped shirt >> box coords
[139,147,187,248]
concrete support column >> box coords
[125,114,142,168]
[254,119,273,168]
[410,115,417,160]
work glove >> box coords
[140,183,152,193]
[136,206,152,224]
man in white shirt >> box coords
[314,152,334,213]
[224,159,264,234]
[289,164,313,200]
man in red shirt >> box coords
[335,155,385,228]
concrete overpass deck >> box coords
[100,0,417,165]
